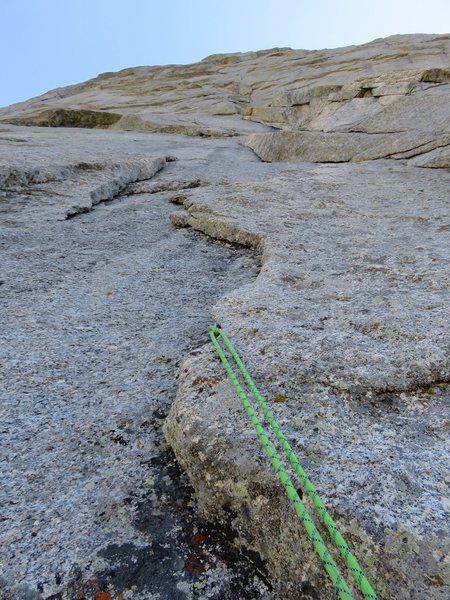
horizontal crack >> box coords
[64,157,166,219]
[123,177,205,196]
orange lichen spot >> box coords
[193,531,206,545]
[193,375,222,386]
[274,394,286,403]
[185,552,206,575]
[175,499,190,514]
[94,592,111,600]
[106,291,113,297]
[427,574,445,587]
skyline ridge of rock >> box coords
[1,33,450,168]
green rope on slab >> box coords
[209,324,379,600]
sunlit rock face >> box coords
[2,33,450,167]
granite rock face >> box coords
[1,33,449,600]
[164,160,450,599]
[0,127,273,600]
[1,34,450,166]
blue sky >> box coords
[1,0,449,107]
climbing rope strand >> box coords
[209,326,354,600]
[210,325,379,600]
[212,326,378,600]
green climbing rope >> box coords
[209,324,378,600]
